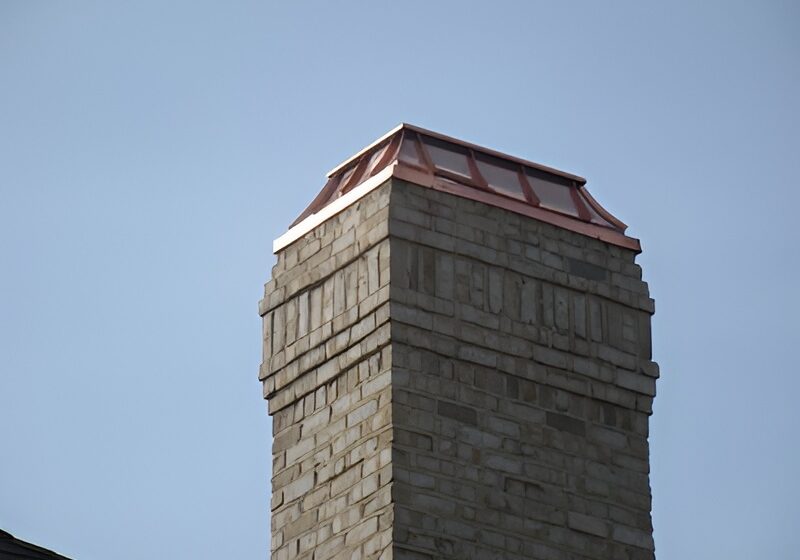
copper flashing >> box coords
[278,124,640,253]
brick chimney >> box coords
[259,125,658,559]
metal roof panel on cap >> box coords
[277,125,639,253]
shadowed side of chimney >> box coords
[388,180,657,559]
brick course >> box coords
[260,178,658,559]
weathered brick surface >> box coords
[260,178,658,559]
[388,180,657,559]
[260,184,394,560]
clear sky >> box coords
[1,1,798,559]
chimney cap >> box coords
[326,123,587,184]
[277,124,640,253]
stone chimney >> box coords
[259,125,658,560]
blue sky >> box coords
[1,1,798,558]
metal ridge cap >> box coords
[326,123,587,185]
[326,123,405,178]
[401,123,587,185]
[274,163,397,253]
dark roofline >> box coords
[0,529,73,560]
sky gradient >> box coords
[1,1,798,558]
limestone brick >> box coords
[260,178,658,559]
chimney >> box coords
[259,125,658,560]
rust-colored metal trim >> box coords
[326,124,404,177]
[289,175,340,228]
[412,130,436,173]
[369,134,400,180]
[327,123,586,184]
[402,123,587,184]
[569,181,593,222]
[339,154,370,195]
[392,164,641,252]
[518,166,540,206]
[472,150,532,203]
[289,124,637,252]
[278,162,640,254]
[579,185,628,231]
[395,129,429,175]
[466,148,496,194]
[275,164,397,252]
[417,134,494,194]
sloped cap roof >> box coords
[275,124,639,253]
